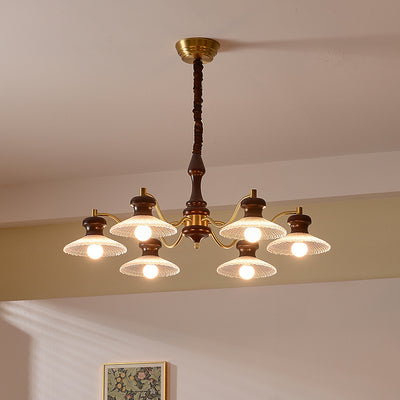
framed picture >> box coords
[103,362,167,400]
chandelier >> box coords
[64,38,331,280]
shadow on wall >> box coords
[0,300,179,400]
[0,280,399,400]
[0,313,31,399]
[217,34,400,58]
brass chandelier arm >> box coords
[145,192,190,227]
[210,229,237,249]
[160,232,184,249]
[92,209,122,223]
[145,192,170,223]
[170,216,191,227]
[217,194,251,227]
[203,217,225,227]
[271,210,297,223]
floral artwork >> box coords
[104,362,166,400]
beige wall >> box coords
[1,278,399,399]
[0,195,399,301]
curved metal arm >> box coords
[92,209,121,223]
[209,229,237,249]
[271,210,297,223]
[202,192,255,228]
[145,192,169,222]
[145,192,191,227]
[203,217,225,227]
[205,193,251,229]
[170,216,191,227]
[221,194,250,226]
[160,232,184,249]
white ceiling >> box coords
[1,0,400,186]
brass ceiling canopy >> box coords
[64,37,331,280]
[175,37,220,64]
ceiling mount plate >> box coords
[176,37,220,64]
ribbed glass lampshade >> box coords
[267,232,331,256]
[63,235,127,257]
[110,215,177,238]
[120,255,180,278]
[217,256,277,279]
[219,217,286,241]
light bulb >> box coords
[134,225,152,241]
[87,244,104,260]
[143,264,159,279]
[291,242,308,257]
[239,265,255,280]
[244,227,262,243]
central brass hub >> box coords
[182,213,211,245]
[184,214,209,227]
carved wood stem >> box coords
[182,58,211,243]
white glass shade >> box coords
[63,235,127,257]
[267,232,331,256]
[110,215,177,239]
[219,217,286,241]
[120,255,180,278]
[217,256,277,279]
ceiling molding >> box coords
[1,151,399,226]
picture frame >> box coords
[103,361,167,400]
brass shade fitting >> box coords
[176,37,220,64]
